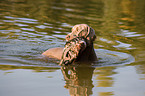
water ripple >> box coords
[119,29,143,37]
[0,0,144,68]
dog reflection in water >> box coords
[42,24,97,65]
[61,66,95,96]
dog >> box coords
[42,24,97,65]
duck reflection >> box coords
[61,65,95,96]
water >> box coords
[0,0,145,96]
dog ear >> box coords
[90,28,96,42]
[92,35,96,41]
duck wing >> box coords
[59,37,87,65]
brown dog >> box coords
[42,24,97,65]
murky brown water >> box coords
[0,0,145,96]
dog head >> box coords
[65,24,96,45]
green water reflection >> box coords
[0,0,145,96]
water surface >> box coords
[0,0,145,96]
